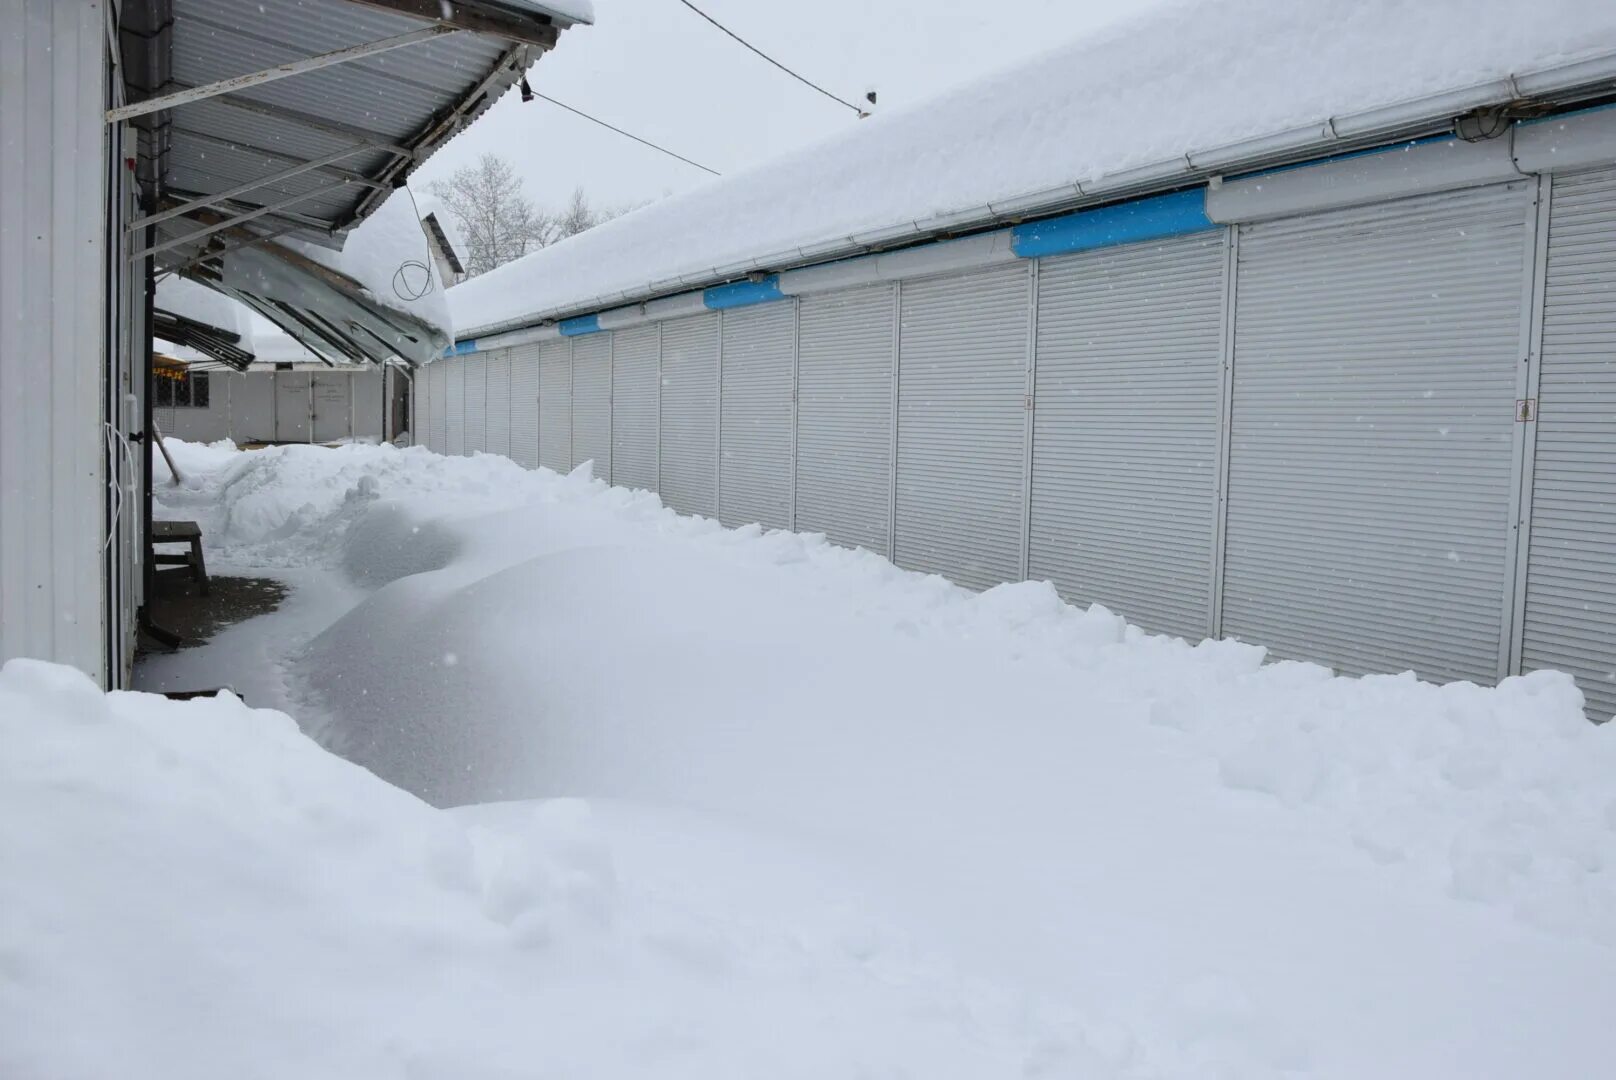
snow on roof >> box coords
[450,0,1616,339]
[494,0,594,26]
[156,275,255,340]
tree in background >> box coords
[427,154,552,277]
[553,186,631,242]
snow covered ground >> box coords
[6,438,1616,1078]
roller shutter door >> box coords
[1223,182,1531,684]
[485,349,512,459]
[445,359,465,456]
[611,324,659,491]
[538,339,572,471]
[795,285,895,554]
[571,334,612,481]
[509,343,541,468]
[429,362,447,453]
[659,313,719,516]
[719,302,795,530]
[1521,167,1616,720]
[1030,233,1227,640]
[462,354,487,454]
[895,263,1031,590]
[413,366,428,447]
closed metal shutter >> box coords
[795,284,895,554]
[1030,233,1227,640]
[429,362,447,453]
[571,334,612,481]
[538,339,572,471]
[610,323,659,491]
[1223,182,1531,684]
[659,312,719,516]
[485,348,512,459]
[274,371,309,442]
[311,372,351,443]
[462,354,487,454]
[719,302,795,530]
[509,343,541,468]
[1522,167,1616,720]
[895,263,1031,590]
[413,366,428,447]
[445,359,465,456]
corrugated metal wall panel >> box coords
[274,372,310,442]
[485,348,512,458]
[795,285,895,554]
[659,313,720,516]
[1522,166,1616,720]
[1030,232,1227,640]
[571,334,612,481]
[462,354,487,454]
[445,358,465,456]
[509,343,541,468]
[610,323,659,491]
[413,364,428,446]
[719,302,795,530]
[1223,183,1530,684]
[430,361,447,453]
[895,263,1032,590]
[538,339,572,471]
[352,370,384,441]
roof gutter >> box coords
[455,47,1616,346]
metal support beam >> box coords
[128,146,376,232]
[168,126,395,190]
[164,222,308,274]
[131,182,350,260]
[107,25,460,123]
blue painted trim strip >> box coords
[448,339,478,355]
[1010,189,1215,259]
[703,275,785,309]
[559,314,601,336]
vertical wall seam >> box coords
[1020,259,1039,582]
[887,281,902,562]
[1210,224,1239,640]
[715,308,724,519]
[789,296,800,532]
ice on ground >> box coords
[13,437,1616,1078]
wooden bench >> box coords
[152,519,209,596]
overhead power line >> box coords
[674,0,869,118]
[524,86,722,176]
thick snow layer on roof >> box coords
[497,0,593,26]
[450,0,1616,337]
[286,190,452,338]
[156,274,254,340]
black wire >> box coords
[532,91,722,176]
[674,0,867,117]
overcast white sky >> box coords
[413,0,1165,215]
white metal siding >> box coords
[1522,167,1616,719]
[0,0,107,681]
[895,263,1032,590]
[413,364,427,444]
[610,324,659,491]
[231,372,276,443]
[445,358,465,456]
[659,313,720,516]
[1223,183,1531,684]
[312,371,351,443]
[1030,233,1227,640]
[485,349,512,458]
[462,354,487,454]
[571,334,612,481]
[352,370,385,441]
[429,361,448,453]
[274,372,311,442]
[719,302,795,530]
[538,339,572,471]
[509,343,541,468]
[795,285,895,554]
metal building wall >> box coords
[658,313,720,516]
[1520,166,1616,719]
[429,361,448,453]
[312,371,352,443]
[794,285,896,555]
[571,334,612,480]
[167,378,233,442]
[718,301,795,530]
[894,264,1032,590]
[231,372,277,442]
[0,0,108,682]
[1029,232,1228,640]
[462,353,487,454]
[445,359,466,456]
[610,323,659,491]
[538,339,572,471]
[510,344,541,467]
[485,349,512,458]
[352,370,385,442]
[1221,183,1531,684]
[275,372,311,442]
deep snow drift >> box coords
[8,437,1616,1078]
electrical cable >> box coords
[394,183,437,302]
[673,0,868,117]
[527,89,722,176]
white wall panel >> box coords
[571,334,612,481]
[538,339,572,471]
[610,324,659,491]
[462,354,486,454]
[510,343,541,468]
[659,313,720,516]
[485,349,512,458]
[719,302,795,530]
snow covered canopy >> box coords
[116,0,591,363]
[450,0,1616,339]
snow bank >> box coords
[450,0,1616,335]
